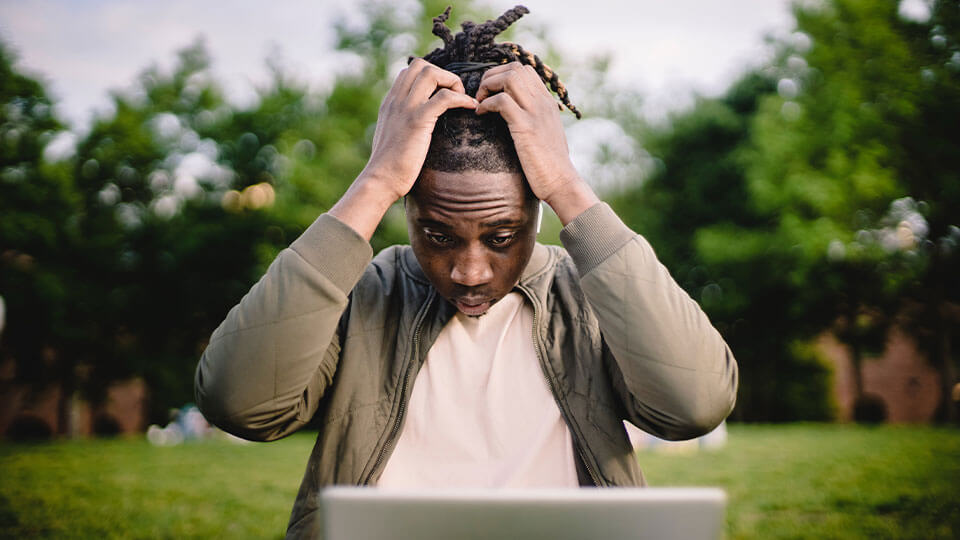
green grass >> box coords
[638,424,960,539]
[0,434,315,539]
[1,424,958,539]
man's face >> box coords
[406,168,538,317]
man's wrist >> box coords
[543,175,601,226]
[354,168,408,203]
[328,172,402,241]
[559,202,636,277]
[292,213,374,294]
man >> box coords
[195,6,738,538]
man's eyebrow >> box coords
[481,219,524,228]
[416,218,452,229]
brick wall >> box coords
[819,326,941,423]
[0,367,148,439]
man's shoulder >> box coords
[371,243,408,264]
[533,243,577,277]
[360,244,431,291]
[367,243,422,269]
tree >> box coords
[2,0,501,429]
[739,0,959,421]
[611,0,960,421]
[894,0,960,422]
[0,41,81,434]
[609,71,838,421]
[65,40,284,422]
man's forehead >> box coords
[412,200,528,229]
[415,214,526,229]
[413,168,528,200]
[409,169,533,227]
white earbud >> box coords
[536,202,543,234]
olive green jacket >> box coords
[195,202,738,539]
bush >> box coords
[853,394,887,423]
[5,415,52,441]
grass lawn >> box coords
[1,424,958,539]
[637,424,960,539]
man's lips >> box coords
[453,297,492,316]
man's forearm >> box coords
[560,203,738,439]
[195,214,373,441]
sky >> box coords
[0,0,799,131]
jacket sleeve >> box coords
[559,203,738,440]
[194,213,373,441]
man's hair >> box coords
[415,5,580,175]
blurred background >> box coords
[0,0,958,537]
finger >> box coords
[476,69,535,108]
[408,62,467,103]
[476,62,523,102]
[521,64,554,99]
[475,92,524,124]
[479,61,521,79]
[479,61,545,89]
[419,88,478,120]
[388,58,430,99]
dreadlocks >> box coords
[418,5,580,118]
[415,5,580,175]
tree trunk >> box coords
[937,300,957,424]
[56,374,73,437]
[850,341,864,403]
[928,248,958,425]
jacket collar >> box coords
[399,242,554,287]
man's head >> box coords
[406,168,538,317]
[406,5,578,316]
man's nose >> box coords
[450,245,494,287]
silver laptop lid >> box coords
[322,487,726,540]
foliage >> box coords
[741,0,960,420]
[3,0,958,426]
[892,0,960,421]
[611,0,960,421]
[0,42,80,431]
[609,70,840,421]
[2,0,498,423]
[63,42,277,416]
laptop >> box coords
[321,487,726,540]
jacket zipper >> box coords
[517,284,604,487]
[363,288,435,485]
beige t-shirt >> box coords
[377,292,579,488]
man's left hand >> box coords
[475,62,599,224]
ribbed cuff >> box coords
[559,202,636,276]
[290,213,374,295]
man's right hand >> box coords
[365,58,477,199]
[329,59,476,240]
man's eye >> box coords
[488,234,515,247]
[426,233,453,246]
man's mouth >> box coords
[453,297,492,316]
